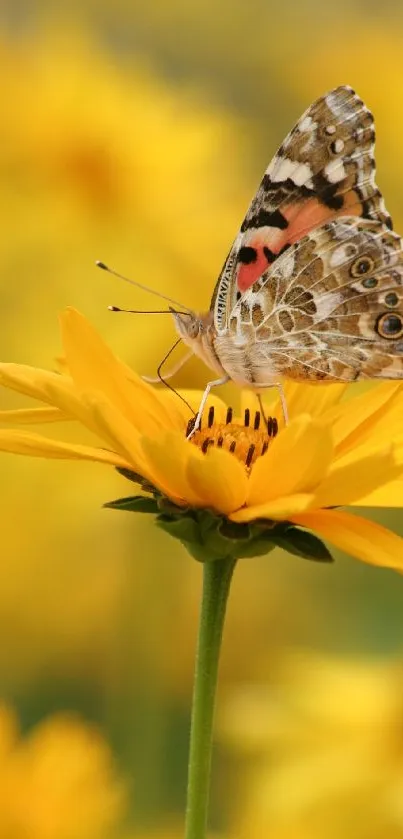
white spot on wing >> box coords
[265,158,275,176]
[298,115,314,132]
[324,159,346,184]
[292,163,314,186]
[270,157,314,187]
[270,157,299,182]
[333,138,344,153]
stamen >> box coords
[267,417,279,437]
[226,407,233,424]
[188,405,279,470]
[186,417,196,437]
[245,444,255,468]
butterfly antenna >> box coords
[96,261,193,313]
[108,305,191,316]
[156,338,196,416]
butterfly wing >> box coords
[213,85,392,336]
[227,217,403,383]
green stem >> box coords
[185,557,237,839]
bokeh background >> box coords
[1,1,403,837]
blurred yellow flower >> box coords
[220,652,403,839]
[0,706,125,839]
[1,308,403,567]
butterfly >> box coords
[170,85,403,429]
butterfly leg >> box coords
[257,394,271,430]
[186,375,229,439]
[258,383,289,426]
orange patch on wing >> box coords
[283,191,363,244]
[236,191,364,294]
[237,245,270,293]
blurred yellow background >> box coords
[1,1,403,837]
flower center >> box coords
[187,406,278,469]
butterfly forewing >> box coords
[212,85,392,335]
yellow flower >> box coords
[219,651,403,839]
[0,706,125,839]
[1,308,403,567]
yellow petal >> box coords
[291,509,403,570]
[323,382,402,454]
[60,309,182,434]
[0,430,129,468]
[313,444,402,508]
[140,433,205,506]
[0,364,101,435]
[186,446,248,515]
[123,362,187,430]
[350,479,403,507]
[34,376,115,441]
[243,381,346,432]
[0,363,73,405]
[80,392,150,477]
[230,493,315,523]
[247,415,333,506]
[285,381,347,420]
[0,407,69,423]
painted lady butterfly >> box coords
[171,86,403,427]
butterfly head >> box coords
[170,307,202,342]
[170,308,225,376]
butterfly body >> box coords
[172,86,403,394]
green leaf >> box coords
[274,525,334,563]
[104,495,158,514]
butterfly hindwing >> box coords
[212,86,392,335]
[227,217,403,383]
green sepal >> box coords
[109,470,333,564]
[156,514,203,547]
[157,496,189,516]
[104,495,159,514]
[273,524,334,562]
[115,467,156,494]
[156,508,277,562]
[115,467,144,484]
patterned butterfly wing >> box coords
[212,85,392,336]
[226,217,403,384]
